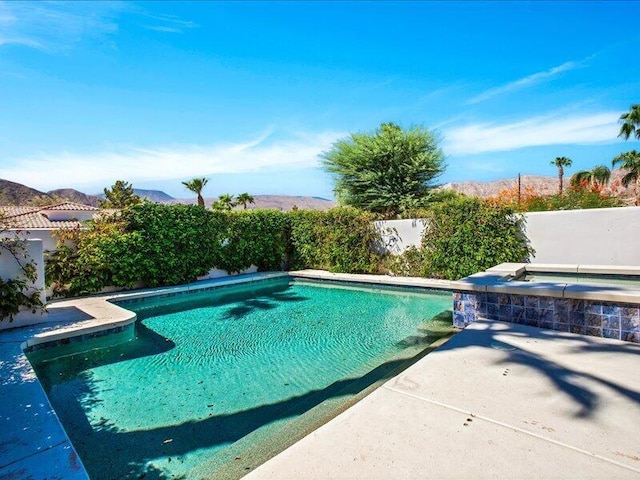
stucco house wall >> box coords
[0,238,47,329]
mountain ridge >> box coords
[1,173,634,209]
[443,171,634,198]
[0,178,336,211]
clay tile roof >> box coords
[41,202,99,212]
[1,204,108,229]
[0,206,41,219]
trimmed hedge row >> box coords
[46,204,382,297]
[46,198,534,297]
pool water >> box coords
[520,272,640,289]
[29,278,452,479]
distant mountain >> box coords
[0,178,51,205]
[2,173,634,210]
[48,188,101,207]
[133,189,175,202]
[1,180,332,210]
[444,171,635,200]
[444,175,558,198]
[170,195,336,211]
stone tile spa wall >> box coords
[453,292,640,343]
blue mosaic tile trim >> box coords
[116,275,451,309]
[453,292,487,328]
[24,323,134,353]
[453,291,640,344]
[113,275,290,306]
[293,277,451,295]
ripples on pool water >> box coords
[29,278,452,479]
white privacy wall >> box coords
[375,207,640,266]
[523,207,640,265]
[0,238,47,328]
[373,219,427,254]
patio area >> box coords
[247,319,640,479]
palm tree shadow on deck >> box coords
[437,321,640,419]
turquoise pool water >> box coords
[520,272,640,288]
[29,278,452,479]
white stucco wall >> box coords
[1,229,59,252]
[374,219,427,255]
[523,207,640,265]
[0,238,47,329]
[375,207,640,266]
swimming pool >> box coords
[28,277,452,479]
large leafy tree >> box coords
[236,192,255,210]
[182,177,209,207]
[612,150,640,205]
[100,180,142,209]
[570,165,611,189]
[321,122,445,216]
[550,157,572,195]
[618,104,640,140]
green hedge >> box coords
[46,204,383,297]
[214,209,290,273]
[46,199,534,296]
[385,197,533,280]
[289,207,381,273]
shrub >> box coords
[382,246,428,277]
[45,205,386,297]
[0,235,45,321]
[215,209,290,273]
[489,183,624,211]
[387,197,533,280]
[46,204,226,295]
[422,198,532,279]
[120,203,224,286]
[289,207,382,273]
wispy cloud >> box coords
[443,111,620,155]
[0,1,122,52]
[141,12,198,34]
[0,130,343,192]
[468,58,590,104]
[0,2,197,52]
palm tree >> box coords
[618,104,640,140]
[182,177,209,207]
[570,165,611,189]
[236,192,255,210]
[550,157,572,195]
[212,193,236,211]
[612,150,640,205]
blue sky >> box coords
[1,1,639,199]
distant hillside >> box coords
[48,188,101,207]
[0,179,333,210]
[444,170,634,200]
[170,195,336,211]
[444,175,558,198]
[0,179,55,206]
[133,189,174,202]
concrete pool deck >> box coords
[246,319,640,480]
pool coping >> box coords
[454,262,640,303]
[0,270,453,480]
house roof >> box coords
[0,202,108,230]
[40,202,99,212]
